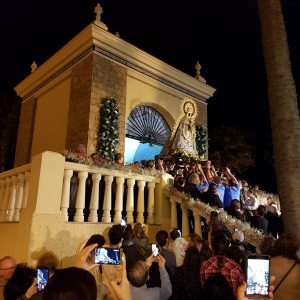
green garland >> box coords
[195,124,207,157]
[96,97,119,160]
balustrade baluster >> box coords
[74,171,88,222]
[181,202,189,238]
[126,178,135,224]
[0,179,5,220]
[113,176,125,223]
[6,176,17,222]
[88,173,101,222]
[170,197,178,229]
[136,180,146,224]
[22,172,30,209]
[102,175,113,223]
[61,170,73,221]
[0,178,11,221]
[147,181,155,224]
[13,174,25,222]
[193,213,202,238]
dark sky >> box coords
[1,0,299,190]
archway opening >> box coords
[125,105,171,164]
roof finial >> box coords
[94,3,108,31]
[115,31,120,38]
[31,61,37,73]
[194,61,206,83]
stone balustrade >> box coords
[61,161,160,224]
[167,186,264,248]
[0,164,31,222]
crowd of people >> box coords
[0,154,294,300]
[156,158,282,237]
[1,222,300,300]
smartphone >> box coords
[246,254,270,297]
[151,244,160,257]
[94,247,121,265]
[37,266,49,292]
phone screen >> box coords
[152,244,159,257]
[37,267,49,292]
[246,255,270,297]
[94,247,121,265]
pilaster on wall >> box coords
[89,54,127,155]
[66,54,93,151]
[14,97,37,167]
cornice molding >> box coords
[15,22,216,101]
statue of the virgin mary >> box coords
[163,98,198,155]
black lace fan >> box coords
[126,106,171,145]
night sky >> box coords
[1,0,299,191]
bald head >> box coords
[0,256,16,281]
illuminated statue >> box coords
[165,98,197,155]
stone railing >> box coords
[0,164,31,222]
[61,161,161,224]
[166,185,264,248]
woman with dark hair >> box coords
[249,205,268,235]
[227,199,245,222]
[201,273,235,300]
[172,247,202,300]
[208,211,231,244]
[270,234,300,300]
[42,267,97,300]
[122,225,134,248]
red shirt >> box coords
[200,255,245,296]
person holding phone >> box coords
[74,239,132,300]
[129,255,172,300]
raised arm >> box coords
[224,167,238,184]
[197,163,207,182]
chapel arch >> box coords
[126,104,174,146]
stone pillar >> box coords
[193,213,202,238]
[88,173,102,222]
[22,172,30,209]
[147,182,155,224]
[136,180,146,224]
[13,173,25,222]
[14,98,37,167]
[0,178,11,221]
[6,176,17,222]
[88,54,127,155]
[113,176,125,223]
[181,202,189,238]
[74,171,88,222]
[102,175,113,223]
[66,54,93,151]
[61,170,74,222]
[126,178,135,224]
[170,197,178,229]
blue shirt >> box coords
[196,182,209,192]
[216,183,225,203]
[224,184,241,208]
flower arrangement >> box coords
[62,149,162,177]
[171,148,200,162]
[195,124,207,158]
[96,96,119,160]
